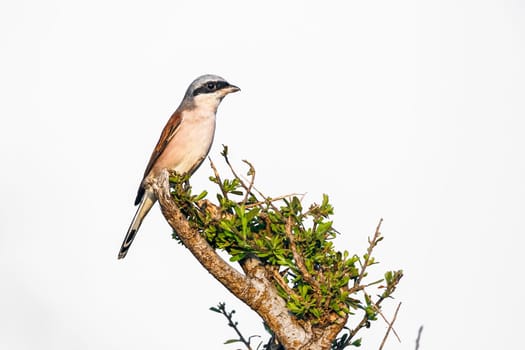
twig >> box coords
[354,219,383,288]
[346,315,370,348]
[284,216,321,295]
[342,220,390,348]
[374,303,401,343]
[241,159,256,205]
[222,146,253,195]
[378,302,402,350]
[209,157,229,200]
[247,181,283,215]
[344,291,379,347]
[269,267,297,298]
[217,302,254,350]
[244,193,305,209]
[415,325,423,350]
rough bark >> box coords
[149,170,346,350]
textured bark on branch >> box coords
[150,170,347,350]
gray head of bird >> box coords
[182,74,240,111]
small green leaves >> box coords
[223,178,242,195]
[171,152,402,350]
[380,269,404,299]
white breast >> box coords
[152,112,216,176]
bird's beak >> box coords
[224,84,240,94]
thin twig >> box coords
[269,267,297,298]
[241,159,256,205]
[222,147,252,194]
[347,314,371,346]
[415,325,423,350]
[343,220,389,348]
[374,303,401,343]
[248,183,283,214]
[346,290,381,346]
[217,302,253,350]
[244,193,305,208]
[284,216,321,295]
[208,157,229,200]
[378,302,402,350]
[354,219,383,288]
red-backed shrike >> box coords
[118,74,240,259]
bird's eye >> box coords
[207,82,216,91]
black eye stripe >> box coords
[215,81,228,90]
[193,81,229,96]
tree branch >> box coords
[148,173,247,295]
[378,302,401,350]
[415,325,423,350]
[151,170,317,350]
[149,167,399,350]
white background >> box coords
[1,1,524,349]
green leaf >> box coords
[209,306,221,313]
[322,194,329,206]
[316,221,332,235]
[219,220,233,232]
[245,207,260,222]
[298,284,310,298]
[229,253,246,262]
[221,144,229,157]
[224,339,240,344]
[310,307,321,318]
[291,196,302,213]
[194,190,208,201]
[351,338,362,347]
[385,270,393,283]
[286,301,304,315]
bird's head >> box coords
[182,74,240,112]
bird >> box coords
[118,74,240,259]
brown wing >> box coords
[134,110,183,205]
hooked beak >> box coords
[224,84,240,94]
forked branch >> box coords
[150,170,319,350]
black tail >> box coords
[118,190,156,259]
[118,229,138,259]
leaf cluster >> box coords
[169,147,403,348]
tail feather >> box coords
[118,190,156,259]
